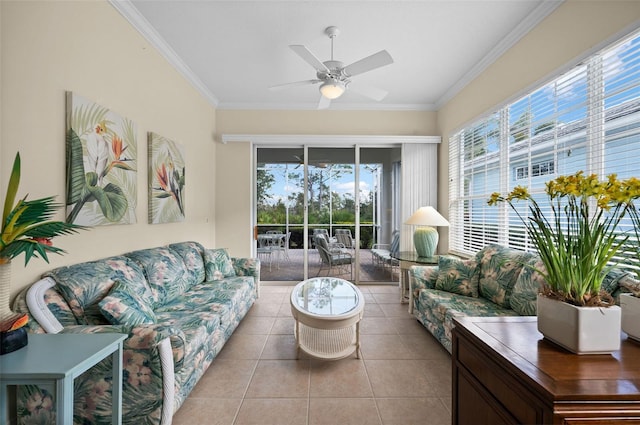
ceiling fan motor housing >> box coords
[317,60,350,85]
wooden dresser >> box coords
[452,316,640,425]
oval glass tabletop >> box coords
[291,277,362,317]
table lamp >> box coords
[404,206,449,257]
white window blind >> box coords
[450,29,640,274]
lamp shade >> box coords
[319,81,345,99]
[405,206,449,227]
[405,207,449,257]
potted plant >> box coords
[488,172,640,354]
[1,152,85,354]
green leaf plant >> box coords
[488,172,640,307]
[1,152,87,266]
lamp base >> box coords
[413,227,438,258]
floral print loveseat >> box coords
[11,241,259,425]
[409,244,634,353]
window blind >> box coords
[449,29,640,275]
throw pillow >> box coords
[204,248,236,281]
[99,280,156,326]
[435,256,479,297]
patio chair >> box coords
[314,234,353,279]
[371,230,400,276]
[272,231,291,262]
[335,229,356,249]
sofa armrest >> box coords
[410,265,439,292]
[62,323,186,368]
[408,265,439,315]
[232,257,259,278]
[232,257,261,298]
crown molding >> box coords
[217,101,437,111]
[221,134,441,145]
[109,0,220,108]
[435,0,564,109]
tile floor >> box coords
[172,284,452,425]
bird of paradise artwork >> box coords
[65,92,138,225]
[148,132,185,224]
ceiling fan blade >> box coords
[318,95,331,110]
[269,79,322,91]
[347,81,388,101]
[290,45,330,73]
[343,50,393,77]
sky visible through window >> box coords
[260,163,379,207]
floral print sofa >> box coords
[409,245,538,353]
[409,244,634,353]
[11,241,259,425]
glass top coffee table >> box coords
[290,277,365,360]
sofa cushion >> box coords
[414,288,520,353]
[125,247,192,306]
[204,248,236,281]
[99,280,157,326]
[168,242,206,287]
[435,256,479,297]
[510,257,546,316]
[475,245,534,308]
[46,256,149,325]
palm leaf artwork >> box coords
[148,132,186,224]
[65,92,137,225]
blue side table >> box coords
[0,333,126,425]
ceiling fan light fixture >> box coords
[319,80,345,99]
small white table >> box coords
[290,277,365,360]
[0,333,127,425]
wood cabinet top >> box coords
[453,316,640,402]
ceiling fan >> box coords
[270,26,394,109]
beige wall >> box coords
[437,0,640,252]
[214,109,437,257]
[1,1,217,297]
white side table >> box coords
[0,333,126,425]
[291,277,365,360]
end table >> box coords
[1,333,126,425]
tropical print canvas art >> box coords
[66,92,137,225]
[148,132,185,224]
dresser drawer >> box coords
[456,336,541,425]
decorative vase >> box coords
[0,326,28,355]
[537,294,621,355]
[620,293,640,343]
[0,261,13,323]
[413,226,438,258]
[0,260,29,355]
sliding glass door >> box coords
[256,145,400,284]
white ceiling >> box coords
[114,0,562,111]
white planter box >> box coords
[537,294,621,355]
[620,293,640,343]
